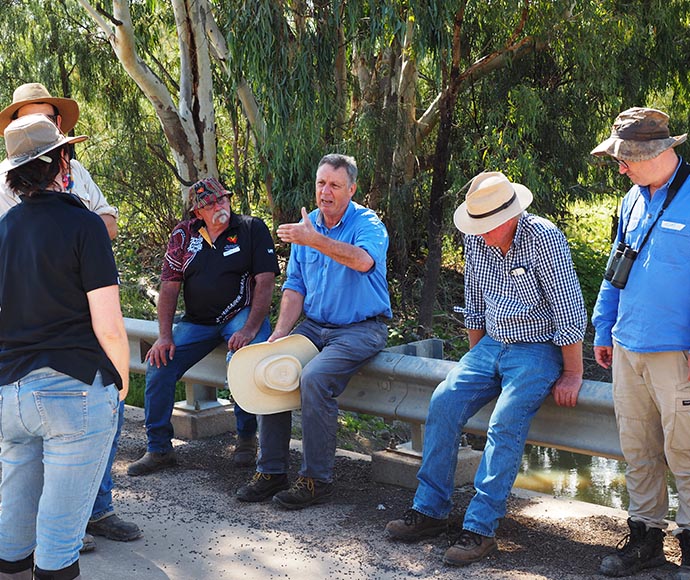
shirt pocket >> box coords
[510,267,542,305]
[651,220,690,266]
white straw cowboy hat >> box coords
[453,171,533,235]
[0,114,87,174]
[0,83,80,133]
[227,335,319,415]
[591,107,686,162]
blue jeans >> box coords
[257,317,388,482]
[90,400,125,521]
[144,307,270,452]
[413,336,562,537]
[0,368,119,573]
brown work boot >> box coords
[674,529,690,580]
[385,508,448,542]
[232,436,257,467]
[272,476,333,510]
[127,450,177,476]
[236,472,289,502]
[443,530,498,566]
[599,518,666,577]
[79,533,96,553]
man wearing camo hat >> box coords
[592,107,690,579]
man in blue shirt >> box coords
[236,153,391,509]
[385,171,587,567]
[591,107,690,579]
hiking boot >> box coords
[87,514,143,542]
[674,529,690,580]
[237,472,289,502]
[272,476,333,510]
[385,508,448,542]
[232,436,257,467]
[127,450,177,476]
[79,533,96,553]
[443,530,498,566]
[599,518,667,577]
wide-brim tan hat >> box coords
[0,114,87,175]
[591,107,686,162]
[0,83,80,134]
[453,171,533,235]
[227,335,319,415]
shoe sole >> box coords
[127,460,177,477]
[443,543,498,566]
[385,526,447,542]
[271,490,334,510]
[86,528,143,542]
[599,555,668,577]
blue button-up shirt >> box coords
[283,201,392,326]
[462,213,587,346]
[592,159,690,352]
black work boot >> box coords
[87,514,143,541]
[674,529,690,580]
[127,450,177,476]
[272,476,333,510]
[599,518,667,577]
[385,508,448,542]
[236,472,289,502]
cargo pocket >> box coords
[671,394,690,450]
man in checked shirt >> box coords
[386,171,587,567]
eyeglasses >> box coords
[197,195,229,209]
[612,157,629,169]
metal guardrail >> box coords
[124,317,623,460]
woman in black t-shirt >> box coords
[0,114,129,580]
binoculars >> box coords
[604,241,637,289]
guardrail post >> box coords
[171,380,235,440]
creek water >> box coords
[515,444,679,518]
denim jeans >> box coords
[413,336,562,537]
[257,317,388,482]
[0,368,119,573]
[90,400,125,521]
[144,307,270,452]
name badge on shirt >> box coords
[660,220,686,231]
[223,246,240,256]
[510,267,526,276]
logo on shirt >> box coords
[227,235,238,244]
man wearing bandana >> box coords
[128,177,279,475]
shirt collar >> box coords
[315,201,355,230]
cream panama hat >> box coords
[453,171,533,235]
[227,335,319,415]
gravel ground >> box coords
[111,408,683,580]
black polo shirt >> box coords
[0,191,122,389]
[161,213,280,325]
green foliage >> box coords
[125,374,185,408]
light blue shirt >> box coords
[283,201,392,326]
[592,159,690,352]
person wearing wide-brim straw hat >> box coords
[591,106,690,578]
[0,113,131,579]
[0,82,119,239]
[386,170,587,567]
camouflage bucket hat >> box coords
[591,107,687,162]
[188,177,229,211]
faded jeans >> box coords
[144,307,271,452]
[413,336,562,537]
[90,399,125,521]
[257,317,388,482]
[0,368,119,574]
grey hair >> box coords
[318,153,357,185]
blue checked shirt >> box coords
[462,213,587,346]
